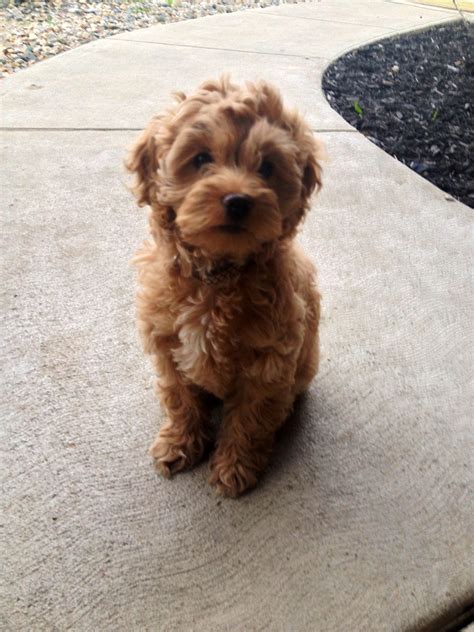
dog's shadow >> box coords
[268,388,327,483]
[205,388,321,451]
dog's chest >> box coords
[171,290,242,397]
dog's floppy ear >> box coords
[281,108,323,203]
[126,118,161,207]
[302,136,323,201]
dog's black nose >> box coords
[222,194,252,222]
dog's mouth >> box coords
[215,224,247,234]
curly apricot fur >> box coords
[127,77,322,497]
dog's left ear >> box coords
[301,136,323,202]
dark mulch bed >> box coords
[322,20,473,208]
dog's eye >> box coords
[258,159,274,179]
[193,152,213,169]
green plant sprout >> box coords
[353,100,363,118]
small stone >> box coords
[9,7,24,19]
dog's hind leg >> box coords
[294,289,320,397]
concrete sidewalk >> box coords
[1,1,472,630]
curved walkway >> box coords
[1,1,472,630]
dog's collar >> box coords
[173,252,249,285]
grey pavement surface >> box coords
[1,1,473,631]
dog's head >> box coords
[127,77,322,262]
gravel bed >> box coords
[0,0,297,76]
[323,20,473,208]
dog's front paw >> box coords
[208,449,259,498]
[149,422,207,478]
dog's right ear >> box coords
[126,118,161,207]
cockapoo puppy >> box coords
[127,77,322,497]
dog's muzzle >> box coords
[222,194,253,223]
